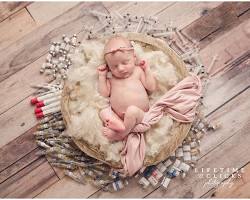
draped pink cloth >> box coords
[111,74,202,176]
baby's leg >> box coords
[103,105,145,141]
[99,107,125,131]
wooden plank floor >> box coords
[0,2,249,198]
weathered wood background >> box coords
[0,2,249,198]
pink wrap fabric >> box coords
[110,73,202,176]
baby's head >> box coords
[104,36,137,79]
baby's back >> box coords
[110,68,149,118]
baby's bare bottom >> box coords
[100,105,145,141]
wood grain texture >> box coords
[0,2,31,22]
[102,2,131,12]
[0,54,51,115]
[210,163,250,198]
[157,2,222,29]
[0,148,40,184]
[0,8,37,52]
[0,157,58,198]
[203,55,250,115]
[27,2,80,25]
[200,20,250,115]
[89,177,151,198]
[146,89,250,198]
[35,176,98,198]
[0,97,38,148]
[0,2,81,52]
[182,2,250,49]
[0,2,105,83]
[200,85,250,159]
[106,2,175,16]
[199,19,250,78]
[0,126,37,172]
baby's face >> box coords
[105,49,136,79]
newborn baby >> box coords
[97,36,156,141]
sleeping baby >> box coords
[97,35,156,141]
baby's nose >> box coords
[118,65,125,72]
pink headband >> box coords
[104,46,134,56]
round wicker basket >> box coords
[61,32,191,169]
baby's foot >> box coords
[107,118,125,132]
[102,127,122,141]
[100,110,125,131]
[102,127,117,141]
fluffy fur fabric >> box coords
[63,35,182,162]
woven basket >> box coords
[61,32,191,169]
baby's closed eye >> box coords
[122,60,131,65]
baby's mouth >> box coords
[118,72,128,78]
[120,72,127,75]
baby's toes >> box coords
[102,127,107,135]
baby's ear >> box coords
[134,54,140,65]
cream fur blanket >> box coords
[63,36,183,163]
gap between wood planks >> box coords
[0,2,81,52]
[26,2,81,25]
[0,126,37,173]
[0,2,31,23]
[205,85,250,118]
[0,157,59,198]
[0,8,37,52]
[0,148,40,184]
[182,2,250,49]
[24,7,35,22]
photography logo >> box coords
[194,167,245,188]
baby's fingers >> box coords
[139,60,147,70]
[98,64,107,71]
[139,60,145,66]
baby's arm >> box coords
[97,64,111,97]
[139,60,156,92]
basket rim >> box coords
[61,32,192,168]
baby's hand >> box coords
[138,60,149,71]
[97,64,108,77]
